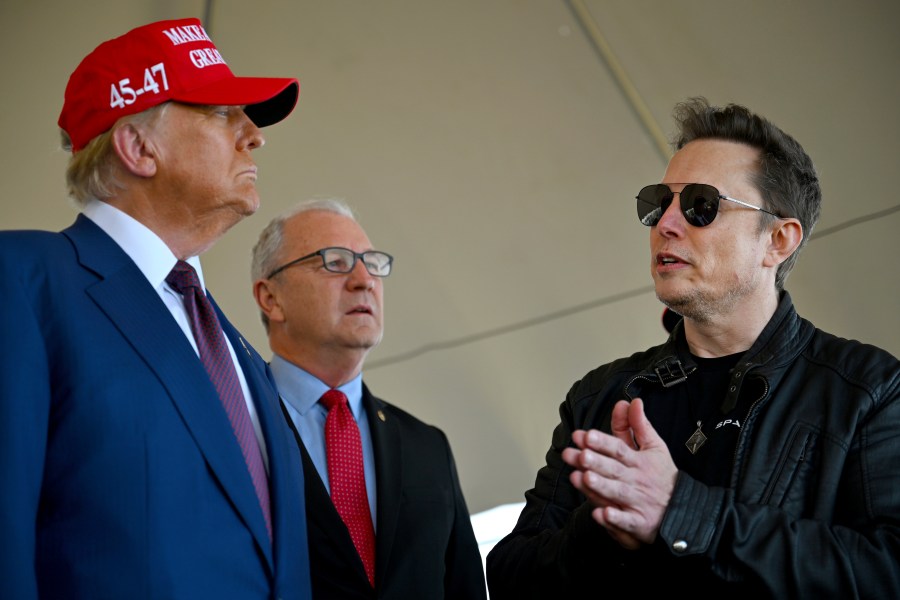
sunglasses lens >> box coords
[636,184,673,226]
[680,184,720,226]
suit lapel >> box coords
[363,385,402,581]
[65,216,273,566]
[282,407,371,582]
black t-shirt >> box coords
[645,352,747,487]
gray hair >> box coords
[250,197,357,282]
[251,197,357,330]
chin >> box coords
[241,195,261,215]
[358,331,383,349]
[656,288,694,318]
[231,185,260,213]
[362,334,383,348]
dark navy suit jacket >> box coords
[284,384,487,599]
[0,215,312,599]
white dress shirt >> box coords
[82,199,269,469]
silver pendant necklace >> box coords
[685,420,707,454]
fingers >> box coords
[564,425,641,507]
[569,468,625,523]
[564,398,676,548]
[579,465,631,507]
[564,440,628,512]
[572,428,635,465]
[570,429,588,449]
[582,398,664,453]
[564,443,633,514]
[592,507,642,550]
[563,443,623,491]
[573,398,644,455]
[569,462,610,506]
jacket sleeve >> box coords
[486,382,634,598]
[0,245,50,600]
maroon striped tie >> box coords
[166,260,272,539]
[321,389,376,586]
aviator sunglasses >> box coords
[636,183,783,227]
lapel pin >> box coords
[377,410,386,422]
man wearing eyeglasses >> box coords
[251,198,487,599]
[486,97,900,597]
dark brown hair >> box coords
[673,97,821,290]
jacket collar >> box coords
[627,291,812,398]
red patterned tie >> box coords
[321,389,376,587]
[166,260,272,539]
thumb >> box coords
[628,398,662,449]
[610,399,638,450]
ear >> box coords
[111,123,158,178]
[763,218,803,268]
[253,278,285,325]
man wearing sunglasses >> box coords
[487,97,900,597]
[251,199,487,599]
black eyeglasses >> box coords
[636,183,783,227]
[266,247,394,279]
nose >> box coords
[238,110,265,150]
[347,259,376,290]
[655,193,685,236]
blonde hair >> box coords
[62,102,171,206]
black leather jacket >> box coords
[487,292,900,598]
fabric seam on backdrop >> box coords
[367,203,900,370]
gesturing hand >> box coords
[562,398,678,549]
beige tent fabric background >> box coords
[2,0,898,514]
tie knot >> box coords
[166,260,201,295]
[320,389,349,411]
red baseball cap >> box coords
[58,17,300,152]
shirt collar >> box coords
[270,354,364,418]
[82,198,205,289]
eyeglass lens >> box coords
[322,248,392,276]
[636,183,721,227]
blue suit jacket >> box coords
[0,215,312,599]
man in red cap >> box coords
[0,18,311,599]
